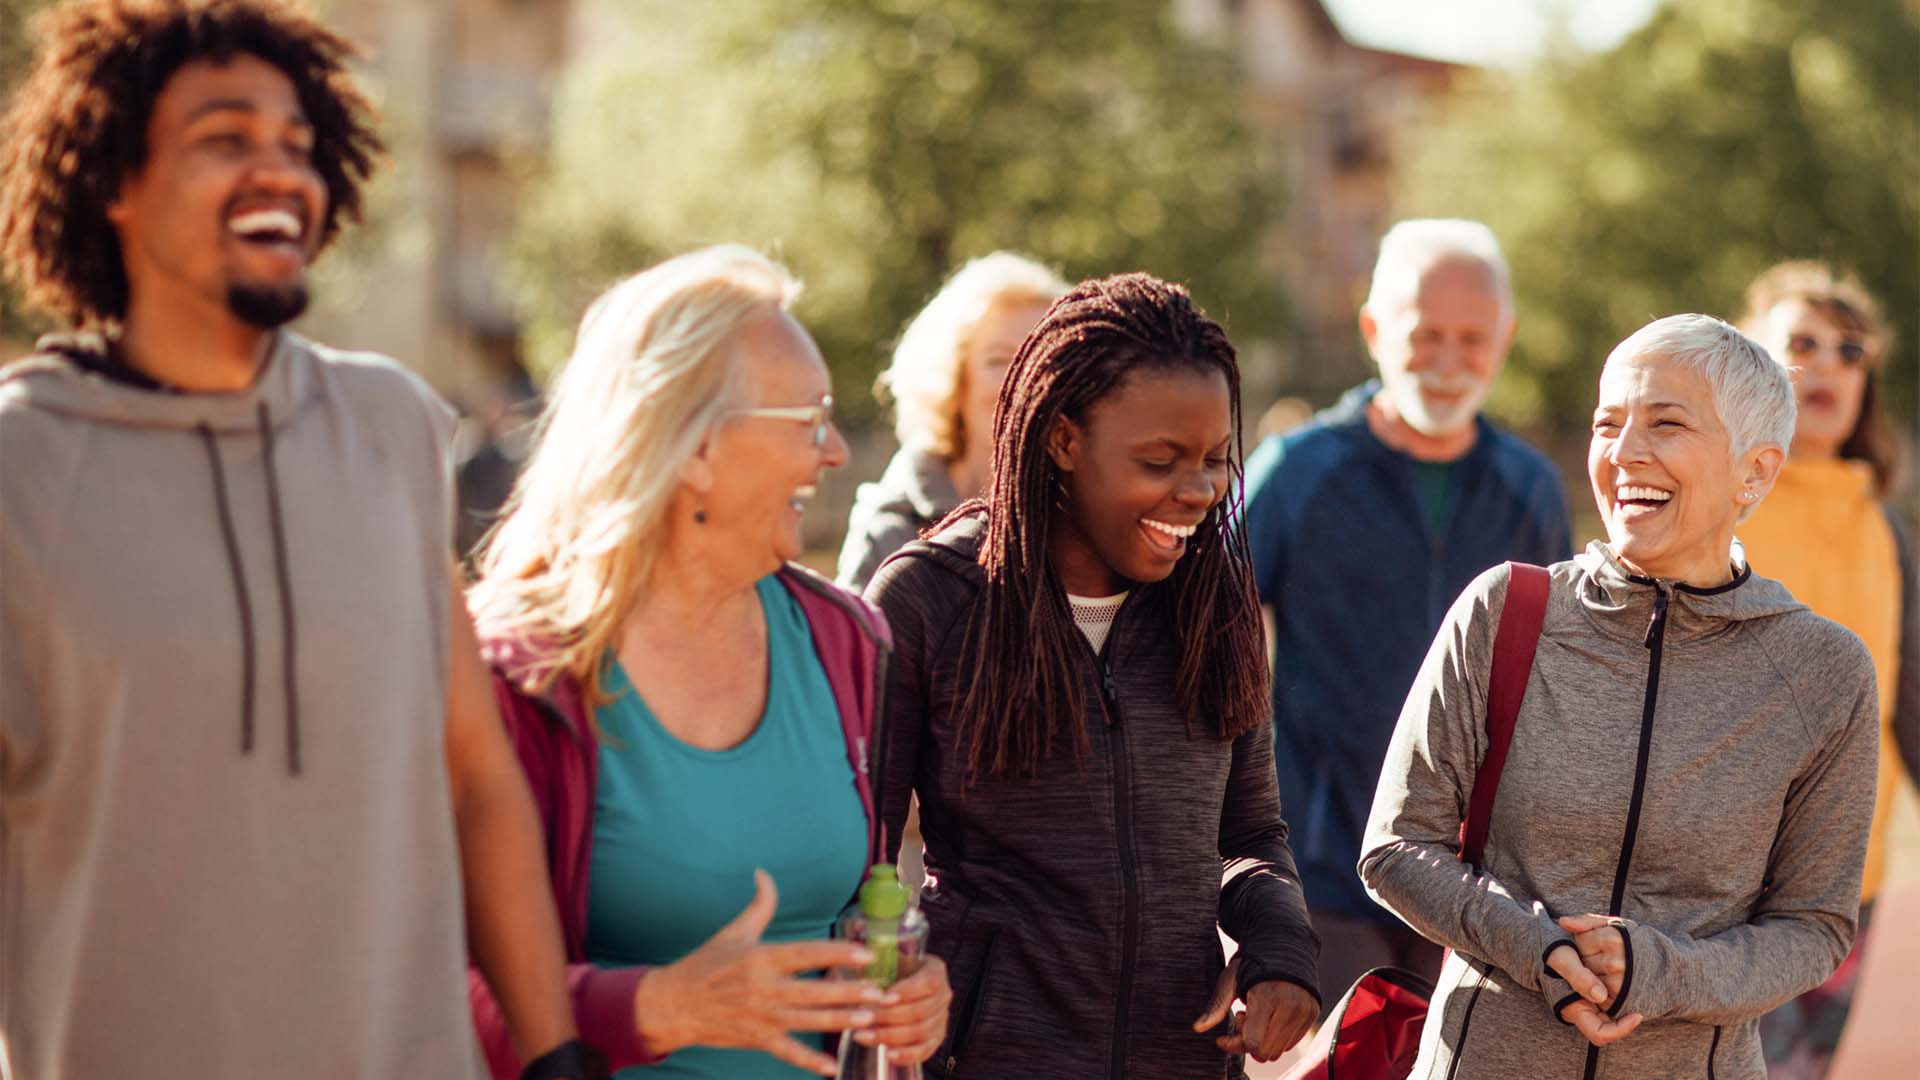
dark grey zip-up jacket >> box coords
[867,514,1319,1080]
[1361,543,1879,1080]
[837,447,963,592]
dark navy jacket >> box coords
[1242,381,1571,923]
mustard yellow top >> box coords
[1739,458,1906,901]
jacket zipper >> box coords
[1442,966,1487,1080]
[1098,656,1140,1080]
[1583,585,1670,1080]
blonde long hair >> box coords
[470,245,801,699]
[878,252,1068,458]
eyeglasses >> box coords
[731,394,835,447]
[1785,334,1869,367]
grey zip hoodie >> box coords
[836,446,962,591]
[1360,543,1878,1080]
[0,333,482,1078]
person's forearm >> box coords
[1359,836,1566,991]
[1615,913,1852,1025]
[459,769,579,1063]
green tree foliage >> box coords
[511,0,1283,415]
[1400,0,1918,433]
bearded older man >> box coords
[1241,219,1571,1009]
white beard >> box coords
[1383,373,1488,437]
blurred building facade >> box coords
[299,0,571,413]
[1177,0,1459,407]
[296,0,1456,414]
[220,0,1457,555]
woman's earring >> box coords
[694,503,708,524]
[1740,490,1757,502]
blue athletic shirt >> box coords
[585,575,870,1079]
[1242,380,1571,924]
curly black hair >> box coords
[0,0,383,328]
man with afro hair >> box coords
[0,3,601,1077]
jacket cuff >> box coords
[1519,917,1571,992]
[1608,921,1642,1019]
[1236,954,1321,1012]
[1539,938,1579,1024]
[575,965,662,1068]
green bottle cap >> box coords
[858,863,908,919]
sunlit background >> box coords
[1,3,1915,1067]
[3,0,1911,548]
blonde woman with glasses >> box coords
[466,246,950,1079]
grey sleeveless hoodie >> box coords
[1361,543,1879,1080]
[0,333,482,1078]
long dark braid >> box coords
[941,272,1269,782]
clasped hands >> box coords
[1546,913,1643,1048]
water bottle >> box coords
[834,863,929,1080]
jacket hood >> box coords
[895,507,988,586]
[1576,538,1805,645]
[851,446,963,527]
[3,330,333,775]
[2,330,314,435]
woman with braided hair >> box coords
[866,272,1320,1079]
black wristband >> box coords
[519,1038,610,1080]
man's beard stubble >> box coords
[226,281,310,329]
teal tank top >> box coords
[586,575,869,1079]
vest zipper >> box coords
[1583,584,1670,1080]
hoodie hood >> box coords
[4,330,327,775]
[1576,537,1805,646]
[851,446,963,527]
[3,330,315,435]
[900,506,989,586]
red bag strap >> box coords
[1459,562,1550,869]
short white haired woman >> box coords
[835,252,1067,590]
[1361,314,1881,1078]
[465,246,949,1079]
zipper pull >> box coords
[1643,588,1670,649]
[1099,663,1120,725]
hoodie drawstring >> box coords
[195,403,302,776]
[197,424,257,759]
[257,402,301,775]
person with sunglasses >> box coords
[465,245,950,1079]
[1736,261,1918,1078]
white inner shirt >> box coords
[1067,591,1128,654]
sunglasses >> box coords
[731,394,835,447]
[1785,334,1869,367]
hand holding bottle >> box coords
[848,954,950,1066]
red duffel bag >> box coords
[1278,966,1435,1080]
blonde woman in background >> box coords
[836,252,1068,591]
[1737,261,1918,1080]
[465,246,949,1079]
